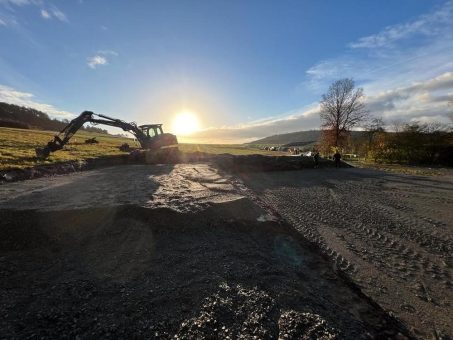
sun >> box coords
[172,111,200,136]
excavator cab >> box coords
[138,124,178,150]
[139,124,164,138]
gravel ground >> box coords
[239,167,453,339]
[0,164,408,339]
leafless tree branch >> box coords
[319,78,368,147]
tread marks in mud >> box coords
[240,171,453,338]
[257,180,453,298]
[260,190,357,275]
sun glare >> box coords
[172,111,200,136]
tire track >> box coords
[240,169,453,338]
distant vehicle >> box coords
[343,153,358,160]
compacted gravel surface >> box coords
[240,167,453,339]
[0,164,410,339]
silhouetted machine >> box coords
[35,111,178,158]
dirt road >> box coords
[0,164,408,339]
[240,167,453,339]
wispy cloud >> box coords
[293,0,453,135]
[48,5,67,22]
[366,72,453,123]
[0,84,74,118]
[87,55,107,69]
[189,71,453,143]
[304,1,453,93]
[188,105,321,143]
[86,50,118,69]
[0,0,35,7]
[40,9,49,19]
[0,0,68,23]
[349,1,453,49]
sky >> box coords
[0,0,452,143]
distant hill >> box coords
[0,102,108,134]
[248,130,321,145]
[248,129,368,145]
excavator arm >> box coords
[35,111,150,158]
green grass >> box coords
[0,128,286,171]
[346,158,450,176]
[177,143,285,156]
[0,127,135,170]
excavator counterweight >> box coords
[35,111,178,158]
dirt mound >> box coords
[0,148,341,183]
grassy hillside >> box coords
[0,127,286,171]
[249,130,370,146]
[249,130,321,145]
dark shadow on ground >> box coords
[0,201,409,339]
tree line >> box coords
[318,79,453,166]
[0,102,108,134]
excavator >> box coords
[35,111,178,158]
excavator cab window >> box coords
[141,125,163,138]
[147,128,156,137]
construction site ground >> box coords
[0,163,451,338]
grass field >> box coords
[348,158,451,176]
[0,127,284,170]
[0,127,135,170]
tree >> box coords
[319,78,368,147]
[364,117,385,150]
[449,100,453,122]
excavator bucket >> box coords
[35,146,51,159]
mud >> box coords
[240,168,453,339]
[0,164,408,339]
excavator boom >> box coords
[35,111,177,158]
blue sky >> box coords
[0,0,452,142]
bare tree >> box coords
[449,100,453,122]
[320,78,368,147]
[364,117,385,150]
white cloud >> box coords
[86,50,118,69]
[365,72,453,124]
[188,105,321,143]
[87,55,107,69]
[0,17,6,25]
[0,84,74,118]
[49,6,67,22]
[349,1,453,49]
[303,0,453,94]
[0,0,68,22]
[0,0,34,7]
[97,50,118,56]
[188,72,453,143]
[38,6,67,22]
[40,9,49,19]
